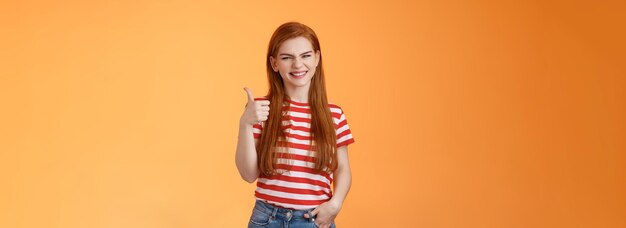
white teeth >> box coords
[291,71,306,76]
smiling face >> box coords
[270,36,321,92]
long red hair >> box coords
[257,22,337,176]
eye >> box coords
[281,57,291,60]
[302,55,311,58]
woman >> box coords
[236,22,355,228]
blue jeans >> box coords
[248,200,336,228]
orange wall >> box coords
[1,0,625,227]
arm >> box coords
[329,145,352,209]
[308,146,352,228]
[235,123,260,183]
[235,87,270,183]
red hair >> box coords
[257,22,337,175]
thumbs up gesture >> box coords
[240,87,271,126]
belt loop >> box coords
[271,207,278,219]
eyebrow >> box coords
[278,51,313,57]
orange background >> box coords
[1,0,625,227]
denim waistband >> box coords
[254,200,315,221]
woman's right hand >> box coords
[240,87,270,126]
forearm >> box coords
[329,155,352,207]
[235,122,259,183]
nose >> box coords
[292,57,304,68]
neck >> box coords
[284,84,310,103]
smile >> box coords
[289,71,308,78]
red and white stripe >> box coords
[252,98,355,210]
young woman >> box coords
[236,22,355,228]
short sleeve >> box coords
[334,106,355,148]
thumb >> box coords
[310,207,320,216]
[243,87,254,103]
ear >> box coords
[269,56,278,72]
[315,50,321,67]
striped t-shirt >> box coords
[252,98,355,210]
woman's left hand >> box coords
[305,200,341,228]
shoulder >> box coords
[327,103,346,120]
[328,102,342,110]
[328,103,341,109]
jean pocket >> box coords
[249,207,272,226]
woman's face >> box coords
[270,36,320,90]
